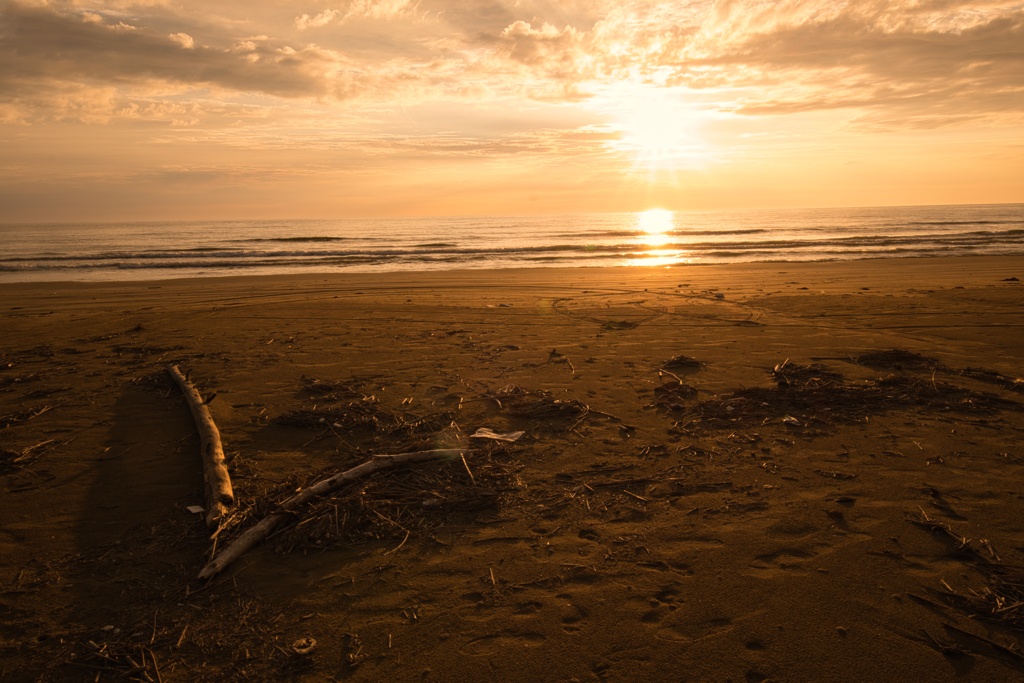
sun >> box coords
[594,84,713,171]
[622,102,691,162]
[636,208,675,248]
[628,208,687,266]
[638,208,674,242]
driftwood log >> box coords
[198,448,468,580]
[167,364,234,527]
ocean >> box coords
[1,203,1022,282]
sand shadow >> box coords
[67,383,205,626]
[75,383,203,551]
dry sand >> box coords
[2,255,1023,682]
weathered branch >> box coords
[198,448,469,580]
[167,364,234,527]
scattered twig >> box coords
[384,530,411,556]
[460,453,477,485]
[660,368,684,385]
[198,449,470,580]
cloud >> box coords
[500,21,583,66]
[295,9,342,30]
[0,2,344,111]
[0,0,483,123]
[168,31,193,48]
[480,1,1024,126]
[693,5,1024,125]
[295,0,418,29]
[2,0,1022,131]
[346,0,417,21]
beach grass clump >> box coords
[910,511,1024,634]
[950,573,1024,631]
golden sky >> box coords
[1,0,1022,221]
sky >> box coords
[1,0,1022,221]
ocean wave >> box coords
[549,228,771,239]
[2,231,1020,273]
[903,220,1024,227]
[3,204,1022,281]
[234,236,360,243]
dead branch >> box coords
[167,364,234,527]
[198,448,469,580]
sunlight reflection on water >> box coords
[631,209,691,266]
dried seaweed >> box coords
[854,348,942,371]
[13,345,56,360]
[854,351,1024,397]
[0,373,42,389]
[274,400,450,438]
[111,344,185,356]
[653,381,698,411]
[959,367,1024,394]
[815,469,857,480]
[676,368,1018,432]
[299,375,376,400]
[602,320,638,330]
[771,359,843,388]
[0,403,58,429]
[0,439,56,473]
[482,385,590,424]
[661,355,705,371]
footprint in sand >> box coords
[551,292,668,329]
[747,548,817,577]
[638,584,683,625]
[655,616,735,643]
[555,593,589,633]
[552,291,763,329]
[459,630,547,656]
[652,607,769,643]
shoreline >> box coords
[3,252,1023,288]
[2,254,1023,681]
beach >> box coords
[2,255,1024,681]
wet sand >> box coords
[2,256,1023,681]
